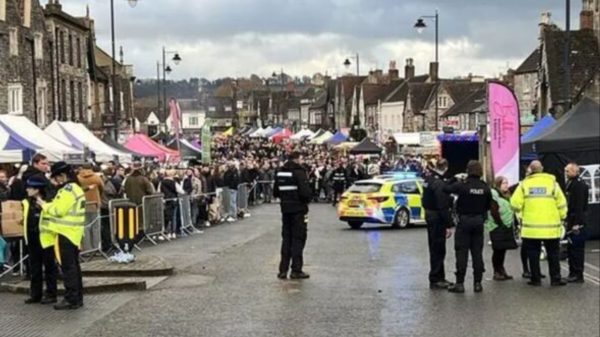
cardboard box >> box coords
[1,201,22,212]
[1,219,24,238]
[2,211,23,223]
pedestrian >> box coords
[422,159,454,290]
[273,151,312,280]
[77,163,104,205]
[159,170,179,239]
[123,161,155,206]
[40,162,86,310]
[485,176,517,281]
[331,162,347,206]
[100,167,119,254]
[510,160,568,287]
[223,161,240,222]
[564,162,589,283]
[445,160,492,293]
[22,174,57,305]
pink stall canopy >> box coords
[124,134,180,162]
[270,128,293,144]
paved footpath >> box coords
[1,204,599,337]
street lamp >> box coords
[343,53,360,76]
[161,47,182,116]
[109,0,139,139]
[414,9,440,131]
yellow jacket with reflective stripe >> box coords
[41,183,86,247]
[22,199,55,248]
[510,173,567,239]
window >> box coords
[189,116,199,126]
[78,82,84,121]
[580,165,600,204]
[22,0,31,27]
[34,33,43,60]
[348,183,382,193]
[37,83,47,126]
[0,0,5,21]
[76,37,81,68]
[393,181,419,194]
[9,27,18,56]
[68,34,73,66]
[60,31,65,63]
[70,81,75,121]
[438,96,448,109]
[8,84,23,115]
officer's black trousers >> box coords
[279,212,308,274]
[332,187,344,205]
[524,238,561,282]
[454,215,485,284]
[568,229,586,278]
[425,211,447,283]
[100,208,113,253]
[28,234,57,300]
[58,235,83,305]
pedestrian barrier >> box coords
[220,187,232,220]
[179,195,204,235]
[141,194,168,245]
[80,201,104,260]
[237,183,249,213]
[210,189,225,224]
[108,198,134,248]
[113,201,141,253]
[251,180,274,204]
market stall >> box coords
[309,131,333,145]
[349,138,382,155]
[270,128,293,143]
[326,131,348,145]
[125,134,180,162]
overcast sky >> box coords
[60,0,579,80]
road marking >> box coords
[584,262,600,272]
[560,263,600,286]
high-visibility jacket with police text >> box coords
[510,173,567,239]
[41,182,86,247]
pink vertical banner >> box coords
[169,97,181,134]
[488,82,520,185]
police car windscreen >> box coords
[348,183,382,193]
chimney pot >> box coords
[429,62,439,82]
[404,59,415,80]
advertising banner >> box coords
[201,121,212,164]
[488,82,520,185]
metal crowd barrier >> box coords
[141,194,168,245]
[220,187,231,219]
[251,180,274,205]
[211,188,225,224]
[237,183,249,212]
[80,201,104,261]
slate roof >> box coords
[445,81,486,104]
[384,81,409,103]
[134,107,153,123]
[408,83,437,114]
[310,90,328,109]
[544,29,600,103]
[340,76,367,101]
[442,88,487,117]
[361,80,404,106]
[515,48,541,74]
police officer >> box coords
[422,159,454,290]
[23,174,57,305]
[445,160,492,293]
[273,151,312,280]
[510,160,568,287]
[40,162,86,310]
[564,162,588,283]
[331,162,347,206]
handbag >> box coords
[490,225,518,250]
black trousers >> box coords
[492,249,507,274]
[58,235,83,305]
[454,215,485,284]
[425,211,447,283]
[332,187,344,205]
[28,234,57,300]
[568,229,586,278]
[520,243,529,273]
[524,238,561,282]
[279,212,308,274]
[100,208,113,252]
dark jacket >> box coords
[565,177,589,228]
[444,176,492,217]
[422,171,453,227]
[123,170,155,205]
[160,178,178,200]
[11,166,55,201]
[223,168,241,190]
[331,167,348,191]
[273,160,312,214]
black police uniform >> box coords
[422,170,453,287]
[273,160,312,278]
[444,176,492,290]
[331,167,347,205]
[25,196,58,304]
[565,176,589,282]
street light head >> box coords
[127,0,138,8]
[343,58,351,68]
[172,53,182,65]
[165,65,172,74]
[414,18,427,33]
[272,71,277,78]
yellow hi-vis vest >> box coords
[41,183,86,247]
[510,173,567,239]
[22,199,55,248]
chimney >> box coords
[539,11,552,37]
[429,62,439,82]
[388,61,399,80]
[374,69,383,77]
[580,0,594,30]
[404,58,415,80]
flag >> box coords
[169,98,181,135]
[488,82,520,185]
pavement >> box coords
[0,203,599,337]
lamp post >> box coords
[343,53,360,76]
[162,47,182,117]
[414,9,439,131]
[110,0,138,139]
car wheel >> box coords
[392,208,410,229]
[348,221,363,229]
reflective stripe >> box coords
[523,224,562,228]
[279,186,298,191]
[523,194,554,199]
[48,217,85,227]
[68,211,86,217]
[277,172,293,177]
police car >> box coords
[337,172,425,229]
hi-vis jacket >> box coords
[40,182,86,248]
[22,199,55,248]
[510,173,567,239]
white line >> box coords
[584,262,600,272]
[560,264,600,286]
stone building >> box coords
[45,0,89,125]
[0,0,53,123]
